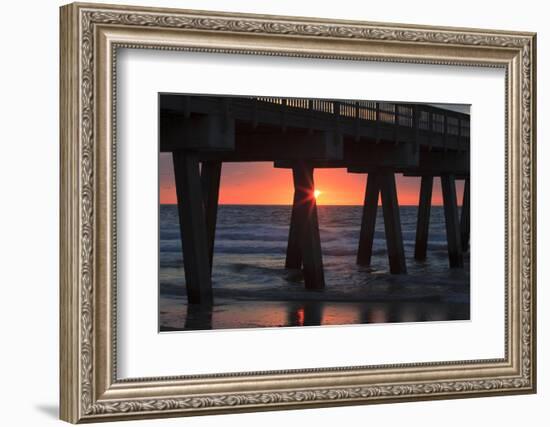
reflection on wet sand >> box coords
[160,298,469,332]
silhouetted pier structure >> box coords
[160,95,470,304]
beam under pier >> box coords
[172,151,213,304]
[414,175,433,261]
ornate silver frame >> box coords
[60,2,536,423]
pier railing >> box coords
[254,97,470,138]
[161,95,470,152]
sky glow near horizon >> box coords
[159,155,465,206]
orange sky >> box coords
[159,154,463,206]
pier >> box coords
[160,95,470,304]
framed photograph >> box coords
[60,2,536,423]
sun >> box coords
[314,190,322,199]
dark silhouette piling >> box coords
[356,172,407,274]
[414,175,434,261]
[200,160,222,271]
[460,177,470,252]
[286,162,325,289]
[441,174,464,268]
[173,151,213,304]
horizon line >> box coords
[160,202,451,207]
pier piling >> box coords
[200,160,222,271]
[357,173,380,266]
[356,172,407,274]
[441,174,464,268]
[414,175,434,261]
[288,162,325,289]
[379,172,407,274]
[173,151,213,304]
[285,190,304,269]
[460,177,470,252]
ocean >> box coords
[159,204,470,331]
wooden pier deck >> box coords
[160,95,470,304]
